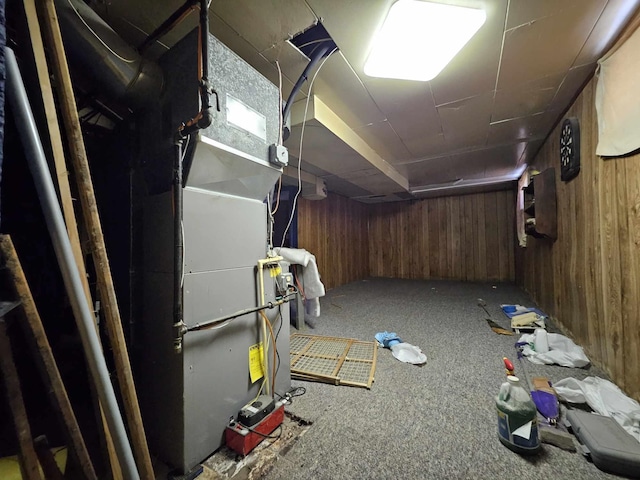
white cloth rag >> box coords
[554,376,640,442]
[518,329,590,368]
[274,247,325,317]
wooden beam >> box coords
[0,236,97,480]
[21,1,122,477]
[39,2,154,478]
[0,318,42,480]
[33,436,65,480]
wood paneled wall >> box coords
[368,191,515,282]
[517,78,640,401]
[297,194,369,290]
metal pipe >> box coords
[5,47,140,479]
[199,0,211,111]
[138,0,199,53]
[282,43,331,137]
[186,294,294,333]
[173,138,185,354]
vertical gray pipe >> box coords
[5,47,140,480]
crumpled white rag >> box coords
[274,247,325,317]
[554,376,640,442]
[518,329,590,368]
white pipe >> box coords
[5,47,140,479]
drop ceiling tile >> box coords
[211,0,317,53]
[352,121,413,163]
[429,0,508,105]
[492,73,564,121]
[403,132,448,160]
[574,0,640,66]
[487,114,545,145]
[313,53,386,129]
[506,0,585,30]
[363,78,432,114]
[437,93,493,149]
[261,41,312,100]
[404,143,524,187]
[548,63,597,112]
[498,0,606,88]
[362,78,443,151]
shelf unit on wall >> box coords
[523,167,557,240]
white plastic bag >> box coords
[389,343,427,365]
[518,329,589,367]
[554,376,640,442]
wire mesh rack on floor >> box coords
[290,333,377,389]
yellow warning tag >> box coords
[249,342,264,383]
[269,265,282,277]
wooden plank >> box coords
[428,200,440,278]
[420,201,431,278]
[496,191,509,281]
[437,197,448,278]
[600,156,623,382]
[23,0,89,300]
[463,195,475,281]
[616,156,634,395]
[623,155,640,400]
[449,196,461,279]
[484,192,499,281]
[21,2,116,476]
[475,194,487,280]
[506,190,516,281]
[0,236,97,480]
[39,2,154,478]
[0,319,42,480]
[34,436,65,480]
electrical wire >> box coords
[270,177,282,215]
[279,47,338,248]
[66,0,136,64]
[259,310,278,396]
[274,305,283,379]
[276,60,283,146]
[244,423,283,440]
[275,386,307,405]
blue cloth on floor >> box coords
[375,331,402,348]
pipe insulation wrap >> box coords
[5,47,140,480]
[55,0,163,110]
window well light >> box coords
[364,0,486,82]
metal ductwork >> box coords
[55,0,163,110]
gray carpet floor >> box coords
[265,277,622,480]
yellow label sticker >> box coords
[249,342,264,383]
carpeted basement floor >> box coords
[263,277,621,480]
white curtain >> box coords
[595,24,640,156]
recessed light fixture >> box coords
[364,0,486,82]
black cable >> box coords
[274,304,283,378]
[288,386,306,398]
[244,423,283,440]
[275,386,306,405]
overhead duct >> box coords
[55,0,163,110]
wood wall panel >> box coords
[297,194,369,290]
[368,191,515,282]
[517,77,640,401]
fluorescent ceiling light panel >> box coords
[364,0,486,81]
